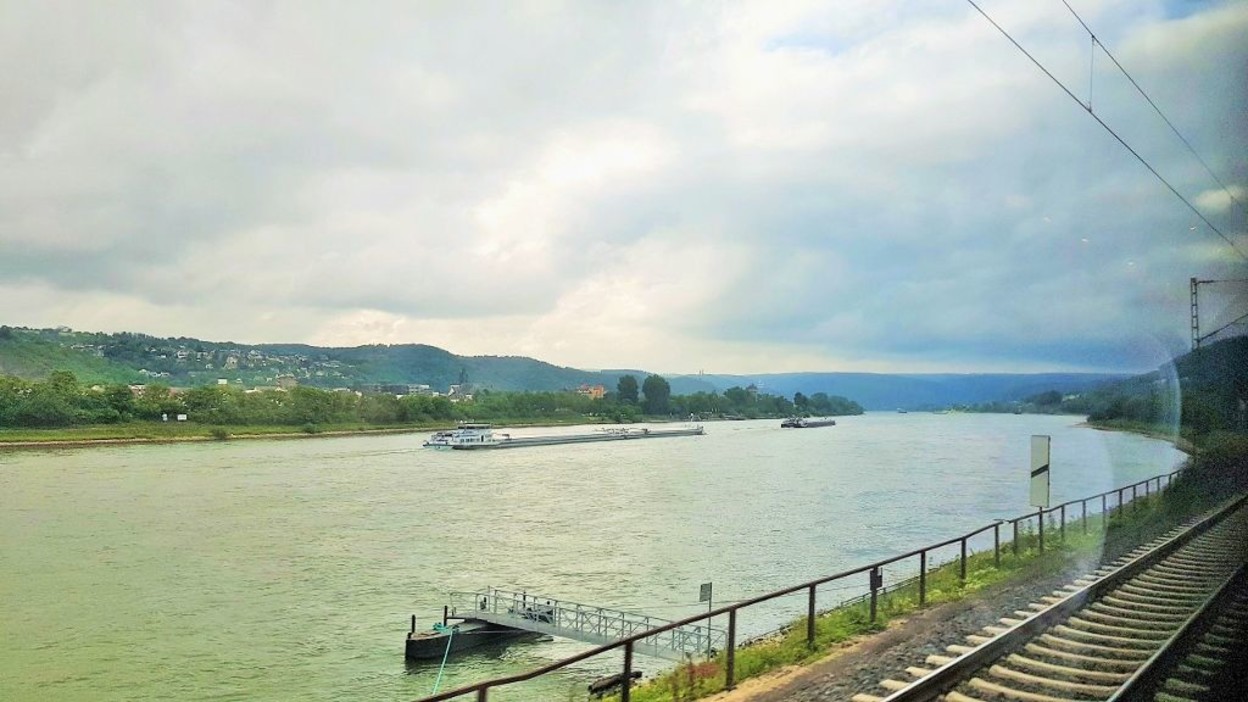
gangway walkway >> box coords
[448,588,726,661]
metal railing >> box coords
[415,468,1184,701]
[447,589,726,660]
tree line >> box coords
[0,371,863,430]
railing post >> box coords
[1118,488,1124,515]
[994,522,1000,568]
[1038,511,1045,553]
[1101,494,1107,528]
[726,609,737,690]
[919,551,927,606]
[477,689,488,702]
[1012,520,1019,557]
[869,567,878,622]
[621,640,633,702]
[959,539,967,583]
[806,584,816,648]
[1081,499,1087,534]
[1132,484,1138,512]
[1059,504,1066,542]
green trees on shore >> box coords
[0,370,864,431]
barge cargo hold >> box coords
[453,425,704,450]
[424,423,705,450]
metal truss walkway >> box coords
[448,588,725,661]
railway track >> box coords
[851,496,1248,702]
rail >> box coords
[414,467,1184,701]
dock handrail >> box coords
[448,589,726,659]
[415,466,1186,701]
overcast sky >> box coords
[2,0,1245,374]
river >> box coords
[0,413,1184,701]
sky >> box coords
[1,0,1246,375]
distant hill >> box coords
[670,371,1129,411]
[0,324,1131,407]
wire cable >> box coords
[1059,0,1246,216]
[964,0,1248,262]
[1198,310,1248,344]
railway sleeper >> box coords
[1022,642,1141,670]
[966,674,1087,701]
[1002,653,1131,684]
[1146,561,1227,576]
[986,664,1118,697]
[1063,615,1175,639]
[1100,594,1192,614]
[1087,601,1188,622]
[1036,633,1151,658]
[1162,677,1210,697]
[1135,573,1221,591]
[1050,623,1164,648]
[1078,607,1181,630]
[942,691,991,702]
[1118,579,1203,602]
[1112,585,1204,606]
[1153,693,1200,702]
[1139,573,1224,589]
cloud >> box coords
[1,0,1245,374]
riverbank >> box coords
[1078,418,1197,454]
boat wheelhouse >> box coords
[422,423,497,448]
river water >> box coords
[1,413,1184,701]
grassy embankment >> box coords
[609,433,1248,702]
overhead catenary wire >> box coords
[1058,0,1246,217]
[963,0,1248,263]
[1198,310,1248,344]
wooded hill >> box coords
[0,325,1130,408]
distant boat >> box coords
[897,409,908,414]
[781,417,836,428]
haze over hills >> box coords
[0,325,1129,410]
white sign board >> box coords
[1030,434,1051,509]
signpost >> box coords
[699,582,713,656]
[1031,435,1051,552]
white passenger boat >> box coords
[422,423,501,448]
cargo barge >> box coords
[780,417,837,428]
[424,423,705,450]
